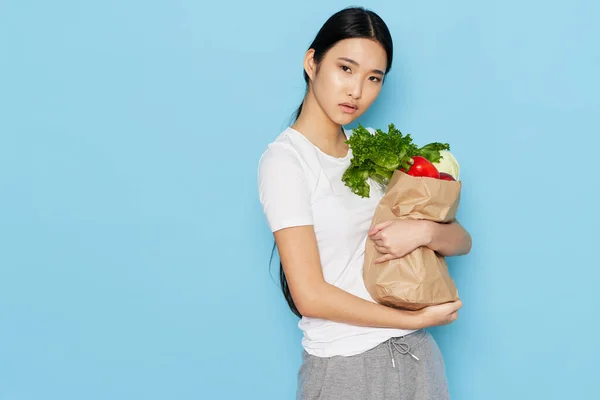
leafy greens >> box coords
[342,123,450,198]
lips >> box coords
[340,102,358,110]
[339,103,358,114]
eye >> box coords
[341,65,352,73]
[369,76,382,82]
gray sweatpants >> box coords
[296,329,450,400]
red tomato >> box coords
[406,156,440,178]
[439,172,456,181]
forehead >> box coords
[325,38,387,70]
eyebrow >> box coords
[337,57,385,75]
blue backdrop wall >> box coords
[1,1,599,399]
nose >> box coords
[348,76,364,100]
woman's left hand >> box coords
[368,219,431,264]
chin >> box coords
[329,111,359,126]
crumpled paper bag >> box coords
[363,170,462,310]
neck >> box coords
[291,89,348,157]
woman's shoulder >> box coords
[259,126,327,167]
[259,128,300,163]
[257,127,307,177]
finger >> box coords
[374,244,388,254]
[446,301,462,313]
[374,253,396,264]
[449,311,459,321]
[451,300,463,311]
[368,220,393,236]
[371,234,385,244]
[372,230,390,242]
[372,238,384,246]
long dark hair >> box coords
[274,6,394,318]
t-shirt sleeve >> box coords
[257,148,313,233]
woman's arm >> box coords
[274,225,462,328]
[424,219,472,257]
[368,219,472,263]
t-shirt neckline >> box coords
[287,127,352,162]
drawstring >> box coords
[387,336,420,368]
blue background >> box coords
[1,1,599,399]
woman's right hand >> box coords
[416,300,463,328]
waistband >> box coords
[385,329,427,368]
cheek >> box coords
[315,69,344,97]
[312,71,346,115]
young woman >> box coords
[258,7,472,400]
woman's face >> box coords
[306,38,388,125]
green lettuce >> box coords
[342,123,450,198]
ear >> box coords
[303,48,317,81]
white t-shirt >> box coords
[257,126,417,358]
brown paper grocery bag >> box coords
[363,170,462,311]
